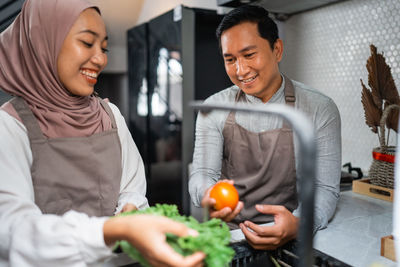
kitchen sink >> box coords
[230,240,351,267]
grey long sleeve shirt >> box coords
[189,75,342,232]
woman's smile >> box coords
[80,68,98,85]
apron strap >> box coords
[235,89,245,102]
[230,76,296,128]
[10,97,46,141]
[283,75,295,107]
[99,99,118,129]
[225,89,244,125]
[10,97,118,142]
[282,75,296,129]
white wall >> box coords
[104,44,129,73]
[280,0,400,173]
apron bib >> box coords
[11,97,122,217]
[221,76,298,229]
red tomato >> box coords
[209,182,239,211]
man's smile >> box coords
[240,74,258,85]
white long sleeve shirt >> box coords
[0,102,148,267]
[189,76,342,232]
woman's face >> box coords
[57,8,108,97]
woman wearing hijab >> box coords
[0,0,204,266]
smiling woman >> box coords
[57,8,109,97]
[0,0,204,266]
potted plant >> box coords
[361,44,400,189]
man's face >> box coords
[221,21,283,102]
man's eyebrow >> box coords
[223,45,257,57]
[78,29,108,40]
[239,45,256,53]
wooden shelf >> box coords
[352,178,393,202]
[381,235,396,262]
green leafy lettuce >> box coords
[116,204,234,267]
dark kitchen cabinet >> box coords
[127,6,231,214]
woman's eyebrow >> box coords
[78,29,108,40]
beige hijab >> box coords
[0,0,111,138]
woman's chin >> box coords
[67,86,94,97]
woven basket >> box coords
[369,104,400,189]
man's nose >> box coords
[235,59,250,77]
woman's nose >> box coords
[91,51,107,68]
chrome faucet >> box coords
[190,101,316,267]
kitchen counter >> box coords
[314,190,396,267]
[106,190,397,267]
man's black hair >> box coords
[216,5,278,50]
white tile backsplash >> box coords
[280,0,400,173]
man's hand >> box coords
[104,215,205,267]
[239,204,299,250]
[201,180,243,222]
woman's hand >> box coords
[104,215,205,267]
[239,204,299,250]
[201,180,243,222]
[120,203,137,213]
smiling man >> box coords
[189,5,342,250]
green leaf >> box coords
[115,204,235,267]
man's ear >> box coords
[274,39,284,62]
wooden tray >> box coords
[381,235,396,261]
[352,178,393,202]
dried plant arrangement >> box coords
[361,44,400,188]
